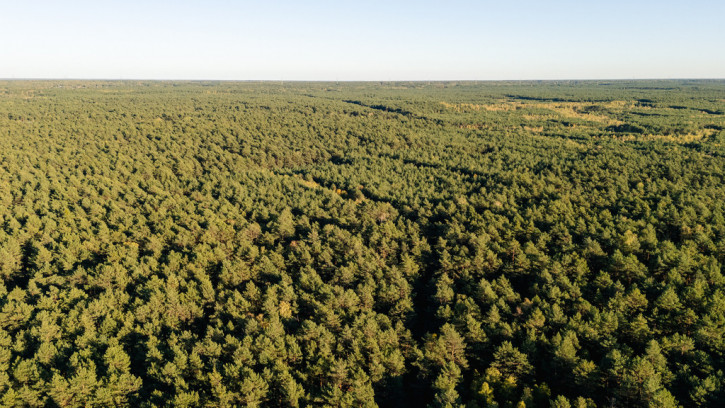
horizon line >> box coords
[1,77,724,83]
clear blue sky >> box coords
[1,0,723,80]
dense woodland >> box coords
[0,80,724,407]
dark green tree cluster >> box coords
[0,80,723,407]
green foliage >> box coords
[0,79,723,406]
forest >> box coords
[0,79,724,407]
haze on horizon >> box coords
[1,0,723,81]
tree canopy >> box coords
[0,79,724,407]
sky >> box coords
[0,0,723,80]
